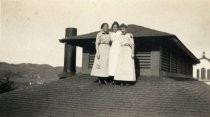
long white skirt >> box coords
[108,41,120,76]
[114,46,136,81]
[91,44,110,77]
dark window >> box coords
[197,69,200,79]
[135,51,151,69]
[88,54,95,68]
[161,48,170,72]
[170,52,177,73]
[207,69,210,80]
[201,68,206,80]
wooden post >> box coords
[150,44,161,78]
[59,28,77,78]
[151,50,160,78]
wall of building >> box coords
[135,41,161,78]
[193,59,210,81]
[77,38,195,79]
[160,40,193,78]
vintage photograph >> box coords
[1,0,210,117]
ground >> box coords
[0,75,210,117]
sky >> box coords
[1,0,210,67]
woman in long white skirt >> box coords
[114,23,136,86]
[108,21,121,82]
[91,23,111,85]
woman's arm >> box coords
[130,34,135,59]
[110,33,113,43]
[131,44,135,59]
[95,33,101,59]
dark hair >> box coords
[101,23,109,29]
[111,21,120,29]
[120,23,128,28]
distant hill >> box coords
[0,62,63,89]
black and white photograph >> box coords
[1,0,210,117]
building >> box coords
[193,52,210,84]
[1,25,210,117]
[59,24,199,79]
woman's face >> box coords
[113,25,119,32]
[102,24,109,32]
[121,27,127,34]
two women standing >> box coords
[91,22,136,86]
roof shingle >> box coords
[1,75,210,117]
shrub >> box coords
[0,70,16,94]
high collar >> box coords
[112,30,119,33]
[101,31,109,34]
[121,32,127,35]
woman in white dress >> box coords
[108,21,121,82]
[114,23,136,86]
[91,23,111,85]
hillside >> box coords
[0,62,63,89]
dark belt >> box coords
[99,43,110,45]
[121,44,131,47]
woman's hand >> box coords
[96,53,100,59]
[131,54,134,59]
[124,43,130,46]
[121,43,130,46]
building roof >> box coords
[59,24,199,64]
[63,24,173,40]
[1,75,210,117]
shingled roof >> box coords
[63,24,173,40]
[1,75,210,117]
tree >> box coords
[0,70,16,93]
